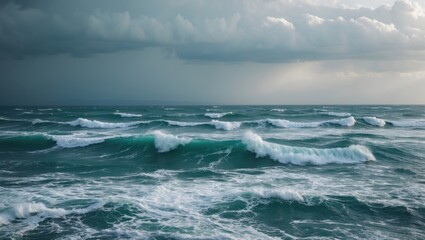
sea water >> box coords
[0,106,424,239]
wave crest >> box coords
[242,131,375,165]
[204,112,233,119]
[363,117,386,127]
[114,112,142,118]
[68,118,142,129]
[151,130,191,153]
[265,116,356,128]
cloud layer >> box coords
[1,0,425,62]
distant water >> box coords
[1,106,425,239]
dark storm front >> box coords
[0,106,424,239]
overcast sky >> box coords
[1,0,425,105]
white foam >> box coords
[0,202,103,226]
[242,131,375,165]
[246,188,303,201]
[204,112,233,119]
[14,108,23,111]
[388,119,425,127]
[265,116,356,128]
[166,120,203,127]
[363,117,386,127]
[271,108,286,112]
[114,112,142,118]
[210,120,241,131]
[325,112,351,117]
[67,118,142,129]
[51,135,108,148]
[167,120,241,130]
[38,108,53,111]
[31,118,51,124]
[151,130,191,153]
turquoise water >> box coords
[0,106,424,239]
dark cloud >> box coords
[0,0,425,62]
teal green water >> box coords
[0,106,424,239]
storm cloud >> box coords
[1,0,425,62]
[1,0,425,105]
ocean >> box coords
[0,105,424,239]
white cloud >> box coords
[266,16,295,30]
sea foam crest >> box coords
[265,116,356,128]
[387,119,425,127]
[271,109,286,112]
[167,120,241,130]
[114,112,142,118]
[51,135,108,148]
[245,188,303,201]
[363,117,386,127]
[0,202,103,226]
[242,132,375,165]
[204,112,232,119]
[210,120,241,130]
[325,112,351,117]
[68,118,142,129]
[151,130,191,153]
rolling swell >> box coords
[0,131,376,166]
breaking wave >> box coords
[387,119,425,127]
[242,132,375,165]
[67,118,143,129]
[324,112,351,117]
[204,112,233,119]
[114,112,142,118]
[151,130,191,153]
[167,120,241,130]
[263,116,356,128]
[0,202,103,226]
[363,117,386,127]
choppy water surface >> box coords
[1,105,425,239]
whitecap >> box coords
[114,112,143,118]
[204,112,233,119]
[324,112,351,117]
[210,120,241,131]
[242,131,375,165]
[270,109,286,112]
[0,202,103,226]
[264,116,355,128]
[387,119,425,127]
[67,118,142,129]
[51,135,109,148]
[363,117,386,127]
[151,130,191,153]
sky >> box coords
[1,0,425,105]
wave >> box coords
[324,112,351,117]
[204,112,233,119]
[239,188,303,201]
[263,116,356,128]
[114,112,143,118]
[51,135,109,148]
[67,118,143,129]
[242,132,375,165]
[167,120,241,131]
[14,108,23,111]
[363,117,386,127]
[270,109,286,112]
[387,119,425,127]
[38,108,54,111]
[0,202,103,226]
[151,130,191,153]
[210,120,241,130]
